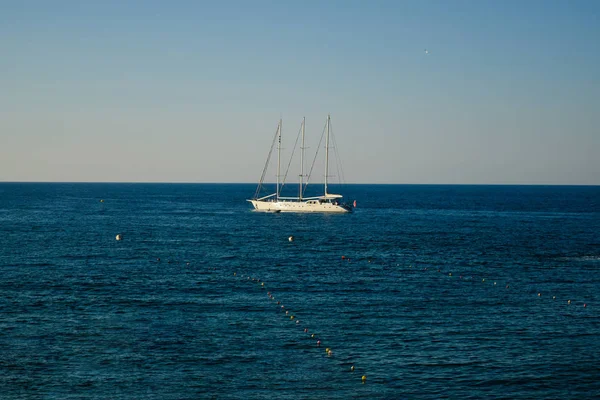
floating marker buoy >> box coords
[261,282,264,286]
[494,282,496,285]
[482,279,485,282]
[553,296,556,300]
[285,311,289,315]
[157,258,160,262]
[538,293,541,297]
[350,366,355,372]
[568,300,571,305]
[290,315,294,320]
[296,320,299,324]
[341,256,345,260]
[362,375,366,383]
[304,328,308,333]
[325,347,330,353]
[233,272,236,276]
[327,349,332,356]
[115,234,122,241]
[288,236,294,242]
[316,340,321,346]
[506,285,510,289]
[584,304,587,308]
[448,273,452,277]
[311,334,315,338]
[100,199,104,203]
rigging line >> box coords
[254,122,280,199]
[280,121,303,190]
[303,118,327,197]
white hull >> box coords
[249,199,351,213]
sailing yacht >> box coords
[248,115,352,213]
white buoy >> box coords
[288,236,294,242]
[115,234,122,241]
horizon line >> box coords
[1,181,599,187]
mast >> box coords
[324,114,330,196]
[299,117,305,200]
[277,119,281,200]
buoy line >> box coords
[359,257,592,311]
[236,273,366,383]
[431,264,591,310]
[341,255,592,311]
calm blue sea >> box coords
[1,183,599,399]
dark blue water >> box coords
[1,183,599,399]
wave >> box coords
[557,255,600,262]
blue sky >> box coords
[1,0,598,184]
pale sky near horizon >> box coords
[1,0,599,184]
